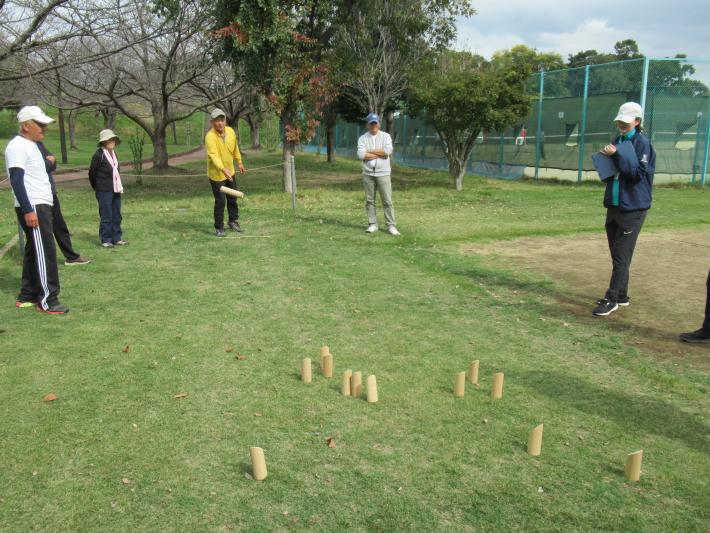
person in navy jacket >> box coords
[593,102,655,317]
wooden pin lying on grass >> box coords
[528,424,544,456]
[342,369,352,396]
[491,372,504,399]
[250,447,267,481]
[351,371,362,398]
[453,371,466,397]
[301,358,312,384]
[366,375,378,403]
[625,450,643,481]
[468,360,479,385]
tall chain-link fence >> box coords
[305,57,710,185]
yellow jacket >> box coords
[205,127,242,181]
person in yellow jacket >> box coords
[205,108,246,236]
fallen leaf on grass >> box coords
[326,437,335,448]
[244,472,253,480]
[253,412,263,417]
[32,470,38,476]
[43,393,57,402]
[110,501,118,509]
[173,392,189,399]
[121,478,130,485]
[225,348,234,353]
[296,287,304,291]
[236,355,247,361]
[122,345,130,353]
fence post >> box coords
[534,71,545,179]
[497,130,505,175]
[577,65,590,183]
[639,57,650,111]
[701,99,710,187]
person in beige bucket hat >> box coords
[89,129,126,247]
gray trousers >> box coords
[363,173,395,228]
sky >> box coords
[455,0,710,61]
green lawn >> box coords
[0,152,708,531]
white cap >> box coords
[614,102,643,124]
[17,105,54,124]
[98,129,120,146]
[210,108,227,119]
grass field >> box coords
[0,151,708,531]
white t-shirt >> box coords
[5,135,53,209]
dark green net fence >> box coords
[305,58,710,185]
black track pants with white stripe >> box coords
[15,204,60,309]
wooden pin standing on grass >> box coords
[528,424,544,456]
[250,447,268,481]
[366,375,378,403]
[341,369,352,396]
[453,371,466,397]
[468,360,479,385]
[301,357,312,384]
[491,372,504,399]
[351,371,362,398]
[625,450,643,482]
[321,353,333,378]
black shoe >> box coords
[215,229,226,237]
[228,221,243,233]
[679,328,710,343]
[593,298,618,317]
[65,256,91,265]
[37,303,69,315]
[597,296,630,307]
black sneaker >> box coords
[65,256,91,265]
[215,229,226,237]
[37,303,69,315]
[593,298,618,317]
[679,328,710,343]
[597,296,630,307]
[228,221,243,233]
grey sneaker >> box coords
[228,221,243,233]
[115,240,129,246]
[387,226,401,236]
[366,224,379,233]
[101,242,114,248]
[215,229,226,237]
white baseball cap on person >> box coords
[210,108,227,119]
[614,102,643,124]
[17,105,54,124]
[97,129,121,146]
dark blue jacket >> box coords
[36,141,58,196]
[603,131,655,211]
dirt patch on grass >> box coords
[462,227,710,367]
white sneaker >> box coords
[387,226,401,236]
[366,224,379,233]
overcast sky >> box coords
[455,1,710,61]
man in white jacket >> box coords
[356,113,400,235]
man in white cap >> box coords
[357,112,399,235]
[205,108,245,237]
[593,101,655,317]
[5,105,68,314]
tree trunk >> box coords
[447,153,466,191]
[57,108,68,165]
[152,125,169,170]
[248,116,262,150]
[385,110,394,136]
[325,108,336,163]
[68,110,78,150]
[282,136,295,193]
[102,108,116,129]
[171,121,178,145]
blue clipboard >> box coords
[591,152,617,181]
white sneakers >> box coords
[366,224,401,236]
